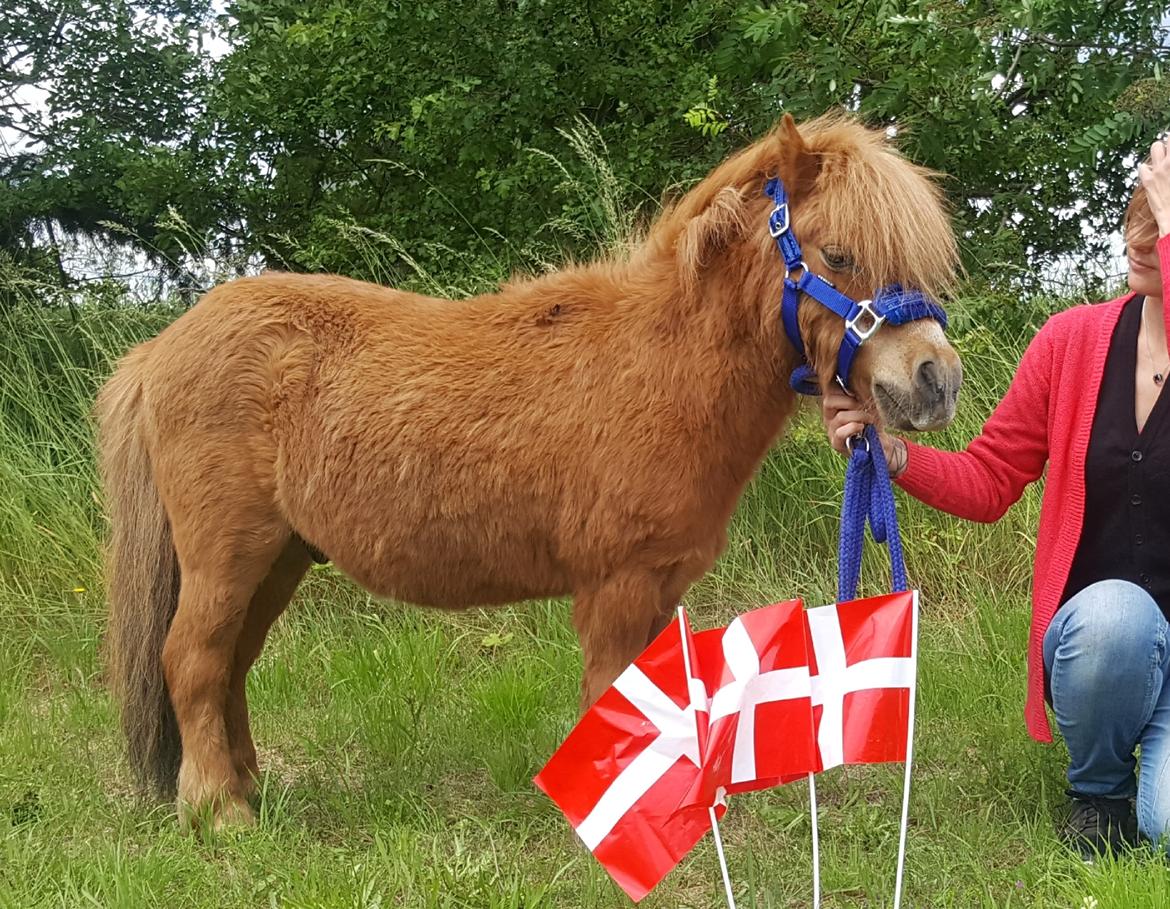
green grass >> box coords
[2,300,1169,908]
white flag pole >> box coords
[809,772,821,909]
[892,591,920,909]
[709,805,737,909]
[675,607,737,909]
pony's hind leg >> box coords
[162,515,290,830]
[226,539,311,801]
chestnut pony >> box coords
[97,113,962,827]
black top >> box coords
[1062,294,1170,620]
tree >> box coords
[704,0,1170,286]
[205,0,746,281]
[4,0,1167,295]
[1,1,218,283]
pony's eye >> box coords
[821,246,855,272]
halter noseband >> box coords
[765,177,948,395]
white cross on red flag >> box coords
[684,599,818,808]
[807,591,916,770]
[533,608,718,902]
[534,591,917,901]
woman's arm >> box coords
[1140,143,1170,332]
[823,321,1055,523]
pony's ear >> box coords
[677,185,750,292]
[772,113,821,203]
[672,114,818,292]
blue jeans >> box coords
[1043,579,1170,847]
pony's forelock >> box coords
[796,115,959,299]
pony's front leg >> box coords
[571,570,688,710]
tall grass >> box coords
[2,284,1152,909]
[0,129,1152,904]
[0,306,174,603]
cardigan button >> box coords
[1132,450,1144,462]
[1131,494,1143,506]
[1136,534,1144,545]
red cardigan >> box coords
[897,234,1170,743]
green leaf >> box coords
[480,631,514,651]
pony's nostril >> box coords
[916,360,943,398]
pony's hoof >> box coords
[177,795,257,832]
[213,798,257,831]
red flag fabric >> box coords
[806,591,917,770]
[535,592,918,902]
[533,610,714,902]
[684,599,818,807]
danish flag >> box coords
[533,610,716,902]
[534,592,917,901]
[685,599,818,807]
[807,591,917,769]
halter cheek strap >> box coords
[765,177,948,395]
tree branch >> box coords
[996,44,1024,100]
[840,0,870,42]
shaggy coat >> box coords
[97,113,960,826]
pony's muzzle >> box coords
[874,356,961,432]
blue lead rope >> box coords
[837,425,907,602]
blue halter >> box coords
[765,177,949,395]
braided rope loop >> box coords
[837,424,907,602]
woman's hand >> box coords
[1140,134,1170,238]
[821,391,909,478]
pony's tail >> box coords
[96,349,182,797]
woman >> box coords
[824,137,1170,859]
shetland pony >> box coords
[97,113,962,827]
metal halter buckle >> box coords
[768,203,790,237]
[845,299,885,342]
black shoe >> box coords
[1062,790,1138,861]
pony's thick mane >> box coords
[639,113,958,301]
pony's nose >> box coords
[913,357,961,420]
[916,360,944,403]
